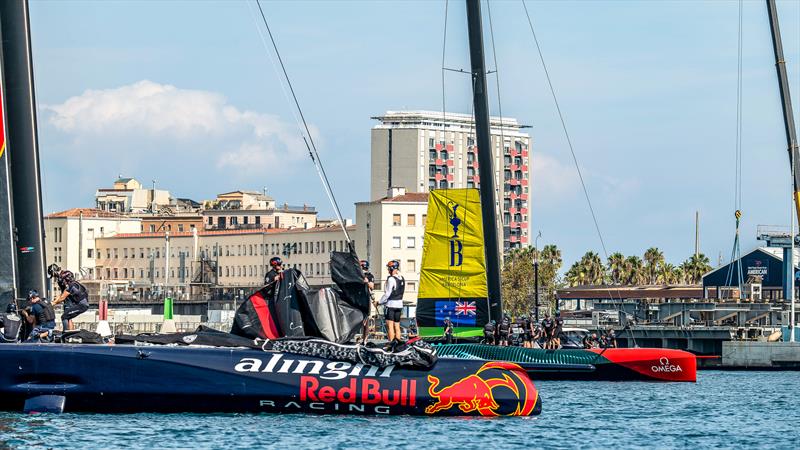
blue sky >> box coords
[29,0,800,270]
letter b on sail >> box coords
[450,240,463,267]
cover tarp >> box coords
[231,285,281,340]
[417,188,490,332]
[273,269,309,338]
[302,287,364,343]
[329,250,372,314]
[117,326,261,349]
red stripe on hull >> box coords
[588,348,697,382]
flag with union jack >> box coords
[435,300,477,326]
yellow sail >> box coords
[417,188,488,336]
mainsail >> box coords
[417,188,489,337]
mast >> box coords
[466,0,502,322]
[766,0,800,225]
[0,0,47,298]
[766,0,799,340]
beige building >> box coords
[95,177,173,213]
[354,188,428,305]
[94,224,355,300]
[202,190,317,230]
[44,208,142,280]
[371,110,531,251]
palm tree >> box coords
[681,253,712,284]
[624,255,644,285]
[643,247,665,284]
[606,252,626,285]
[659,263,677,284]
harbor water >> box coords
[0,371,797,449]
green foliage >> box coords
[501,244,562,316]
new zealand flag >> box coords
[435,300,477,326]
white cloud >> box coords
[43,80,306,174]
[530,152,579,201]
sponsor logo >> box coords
[425,361,538,416]
[447,201,463,267]
[651,357,683,373]
[182,335,197,344]
[455,301,476,317]
[234,353,395,380]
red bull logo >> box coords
[425,361,539,416]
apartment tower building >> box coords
[371,110,531,250]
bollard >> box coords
[161,297,176,333]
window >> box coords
[178,224,184,232]
[255,216,261,225]
[440,150,448,160]
[87,248,94,259]
[468,167,475,177]
[407,282,417,292]
[504,170,512,181]
[503,212,511,225]
[422,214,427,226]
[467,152,475,164]
[244,216,249,225]
[392,237,401,249]
[407,259,416,272]
[504,155,512,166]
[429,149,436,161]
[392,214,401,226]
[439,180,447,189]
[428,165,436,177]
[467,181,475,188]
[140,248,144,258]
[149,224,156,232]
[429,137,435,148]
[407,214,416,226]
[407,237,416,248]
[467,136,475,146]
[428,179,436,189]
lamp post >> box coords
[534,231,542,321]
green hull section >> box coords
[418,327,483,338]
[433,344,604,365]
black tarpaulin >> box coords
[302,287,364,343]
[231,285,281,340]
[330,251,371,314]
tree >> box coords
[566,251,605,286]
[643,247,665,284]
[501,244,563,316]
[681,253,712,284]
[624,255,645,284]
[606,252,626,285]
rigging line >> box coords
[442,0,448,143]
[735,0,743,211]
[521,1,628,332]
[253,0,351,243]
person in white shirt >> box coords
[378,260,405,344]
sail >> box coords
[0,67,16,311]
[417,188,489,337]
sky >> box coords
[28,0,800,270]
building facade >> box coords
[353,188,428,304]
[371,110,531,251]
[94,225,355,300]
[95,177,172,213]
[202,191,317,230]
[44,208,142,280]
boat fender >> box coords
[23,395,65,414]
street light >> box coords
[534,230,542,321]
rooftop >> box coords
[103,224,355,239]
[46,208,132,219]
[372,110,529,129]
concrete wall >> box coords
[722,341,800,368]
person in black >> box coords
[483,320,496,345]
[443,317,454,344]
[52,270,89,331]
[20,290,56,342]
[498,315,511,347]
[602,329,617,348]
[553,311,564,349]
[359,260,376,344]
[378,260,404,345]
[360,260,375,292]
[264,256,283,286]
[582,332,595,349]
[522,315,533,348]
[541,313,554,349]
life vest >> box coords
[388,275,405,301]
[67,281,89,303]
[36,301,56,323]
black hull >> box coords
[0,344,542,416]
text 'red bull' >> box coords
[425,361,539,416]
[301,376,417,406]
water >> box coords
[0,371,797,449]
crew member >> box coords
[603,329,617,348]
[498,315,511,347]
[264,257,284,285]
[378,260,404,346]
[522,315,532,348]
[52,270,89,331]
[443,317,454,344]
[553,311,564,349]
[483,320,496,345]
[582,332,595,349]
[20,290,56,342]
[541,313,554,349]
[360,260,375,292]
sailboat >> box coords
[0,0,542,416]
